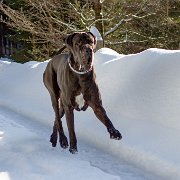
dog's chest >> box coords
[75,93,85,109]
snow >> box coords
[90,26,103,40]
[0,47,180,180]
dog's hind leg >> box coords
[50,94,68,149]
[44,70,68,148]
[58,100,68,149]
[49,93,60,147]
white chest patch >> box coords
[75,94,85,109]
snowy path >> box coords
[0,106,154,180]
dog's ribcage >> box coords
[75,93,85,109]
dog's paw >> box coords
[74,106,81,111]
[59,135,69,149]
[50,133,57,147]
[81,104,88,111]
[108,128,122,140]
[69,147,78,154]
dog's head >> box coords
[64,32,97,73]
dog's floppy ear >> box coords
[64,33,78,47]
[87,32,97,46]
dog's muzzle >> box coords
[68,54,94,75]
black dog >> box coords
[43,32,122,153]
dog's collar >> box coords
[68,57,93,75]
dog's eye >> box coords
[88,40,93,44]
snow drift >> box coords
[0,48,180,179]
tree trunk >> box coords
[91,0,103,35]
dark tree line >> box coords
[0,0,179,62]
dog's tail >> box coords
[50,46,67,57]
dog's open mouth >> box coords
[80,51,94,72]
[68,56,93,74]
[78,63,93,73]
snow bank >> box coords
[0,48,180,179]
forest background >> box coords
[0,0,179,62]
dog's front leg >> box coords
[64,106,78,154]
[89,102,122,140]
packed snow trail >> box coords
[0,106,152,180]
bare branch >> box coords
[104,18,131,37]
[69,2,95,22]
[131,13,156,19]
